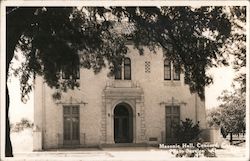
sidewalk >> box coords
[4,146,246,161]
[7,147,177,161]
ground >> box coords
[8,128,246,161]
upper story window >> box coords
[124,58,131,80]
[62,56,80,79]
[145,61,151,73]
[62,63,80,79]
[164,58,171,80]
[173,61,180,80]
[164,58,180,81]
[114,63,122,80]
[115,57,131,80]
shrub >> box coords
[11,118,34,133]
[174,118,201,143]
[170,148,216,158]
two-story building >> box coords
[33,37,207,150]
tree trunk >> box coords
[5,7,37,157]
[5,9,22,157]
[5,34,15,157]
[230,132,233,145]
[5,86,13,157]
[5,32,15,157]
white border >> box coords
[0,1,249,161]
[0,1,6,159]
[0,0,249,7]
[246,1,250,159]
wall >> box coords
[33,45,207,149]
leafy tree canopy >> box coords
[207,89,246,135]
[206,6,246,138]
[7,6,245,101]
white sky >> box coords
[7,63,236,123]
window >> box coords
[114,62,122,80]
[164,58,180,81]
[115,57,131,80]
[62,65,80,79]
[124,58,131,80]
[62,55,80,79]
[145,61,151,73]
[63,106,80,145]
[173,61,180,80]
[164,58,171,80]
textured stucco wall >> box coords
[34,46,206,149]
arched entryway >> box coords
[114,103,133,143]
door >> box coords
[114,104,133,143]
[166,106,180,143]
[63,106,80,145]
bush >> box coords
[170,148,216,158]
[11,118,34,132]
[174,118,201,143]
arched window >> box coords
[164,58,171,80]
[115,62,122,80]
[173,61,180,80]
[124,58,131,80]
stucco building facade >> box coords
[33,45,207,150]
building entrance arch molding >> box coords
[102,86,146,145]
[111,100,135,118]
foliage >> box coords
[224,6,246,93]
[174,118,201,143]
[8,6,246,101]
[207,89,246,136]
[220,126,228,138]
[171,148,216,158]
[206,6,246,139]
[8,7,128,102]
[219,90,246,135]
[206,109,221,128]
[11,118,34,133]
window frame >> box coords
[62,64,80,80]
[124,57,131,80]
[145,61,151,73]
[114,62,122,80]
[114,57,131,80]
[164,58,171,80]
[173,61,180,81]
[63,105,80,145]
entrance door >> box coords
[166,106,180,143]
[63,106,80,145]
[114,104,133,143]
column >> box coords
[105,99,114,144]
[33,76,43,151]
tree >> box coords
[207,89,246,144]
[5,6,244,156]
[206,6,246,144]
[11,118,33,132]
[6,7,127,156]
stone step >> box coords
[101,143,148,148]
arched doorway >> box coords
[114,103,133,143]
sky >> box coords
[7,63,236,123]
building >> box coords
[33,43,207,150]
